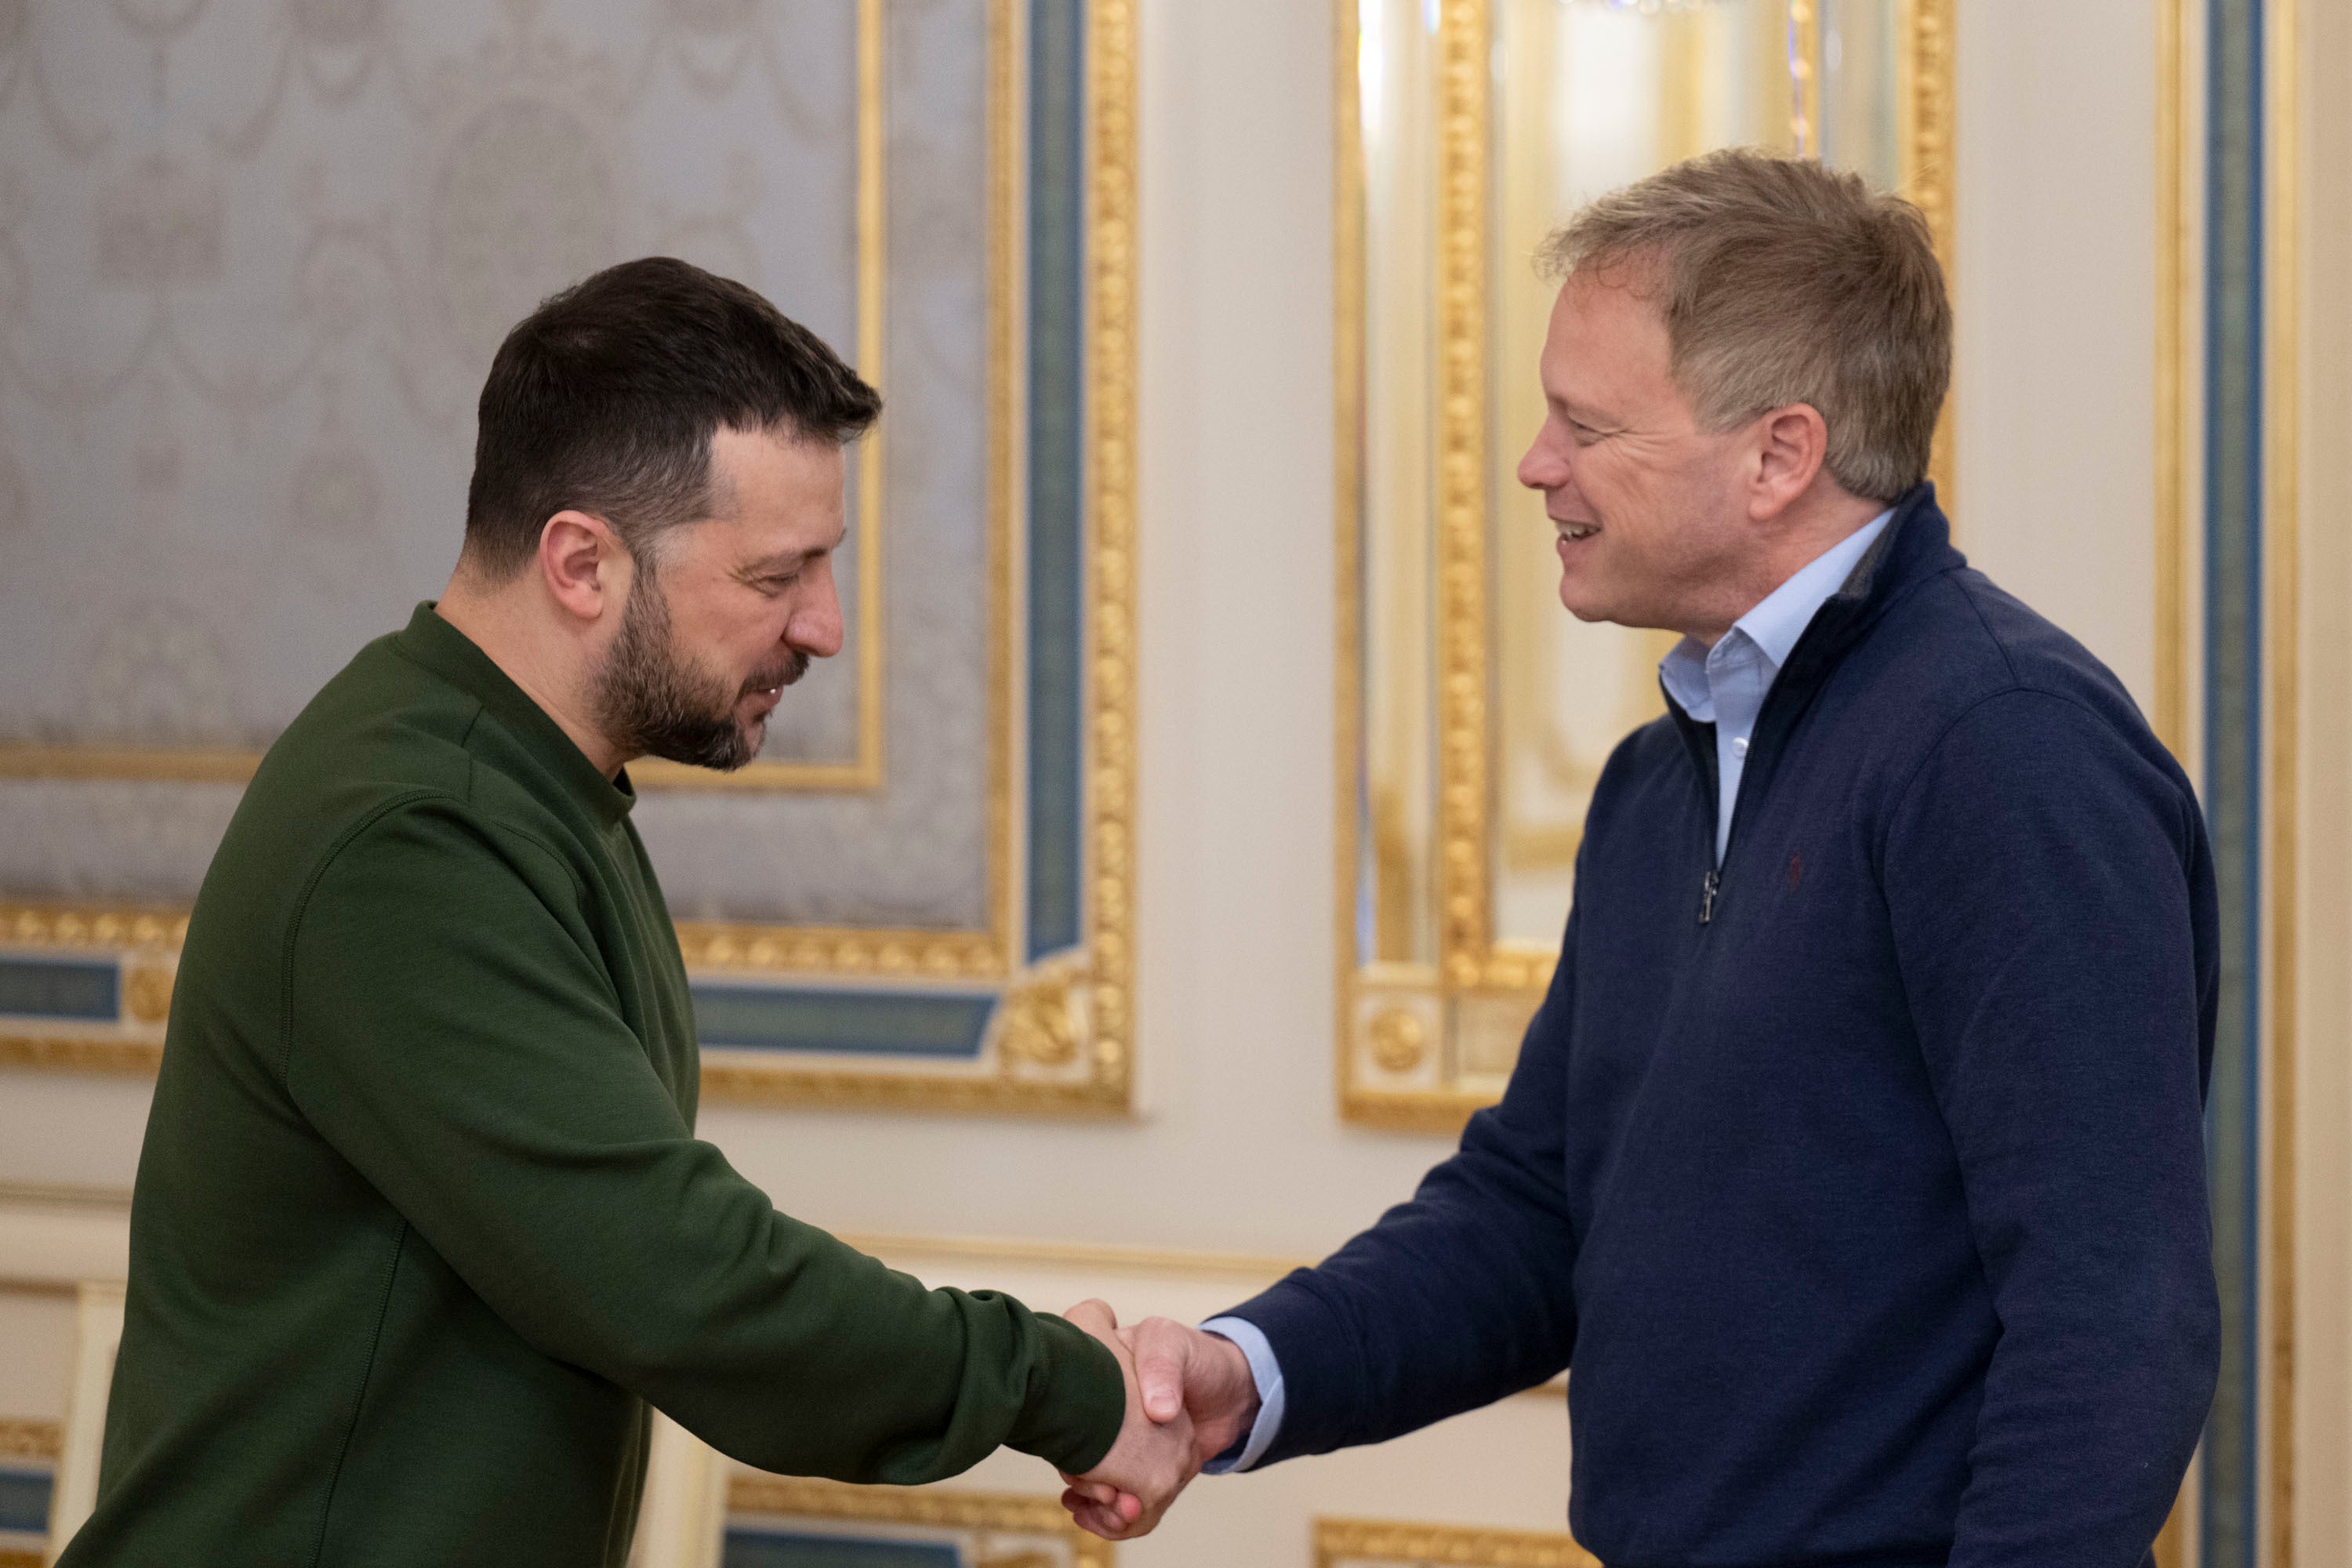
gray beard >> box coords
[592,575,803,772]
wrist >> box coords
[1203,1329,1263,1428]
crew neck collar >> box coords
[392,602,637,829]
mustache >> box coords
[742,650,811,695]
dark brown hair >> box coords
[463,256,880,577]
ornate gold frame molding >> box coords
[0,0,1141,1120]
[1316,1516,1598,1568]
[731,1475,1112,1566]
[1331,0,1958,1131]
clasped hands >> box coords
[1054,1300,1261,1541]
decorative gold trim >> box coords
[1790,0,1821,157]
[0,1418,61,1461]
[675,922,1003,979]
[2266,2,2300,1561]
[1899,0,1958,512]
[0,1181,132,1210]
[1081,0,1139,1108]
[2151,6,2199,1552]
[3,10,1137,1117]
[1315,1516,1599,1568]
[1337,0,1958,1128]
[2154,0,2192,764]
[990,0,1028,989]
[0,746,262,783]
[854,0,890,795]
[699,1054,1123,1117]
[7,16,900,800]
[1332,0,1369,1126]
[0,1036,163,1075]
[728,1476,1112,1566]
[1433,0,1494,993]
[0,902,187,952]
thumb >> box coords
[1134,1322,1189,1423]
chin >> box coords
[1556,581,1613,624]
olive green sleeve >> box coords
[280,797,1123,1481]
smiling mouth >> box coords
[1556,523,1599,542]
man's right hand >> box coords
[1058,1314,1262,1537]
[1058,1301,1201,1540]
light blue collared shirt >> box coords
[1657,511,1892,866]
[1198,512,1893,1474]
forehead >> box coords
[702,424,847,549]
[1541,274,1675,400]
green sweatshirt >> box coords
[62,604,1123,1568]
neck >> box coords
[434,570,630,779]
[1682,486,1887,648]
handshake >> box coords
[1052,1301,1262,1541]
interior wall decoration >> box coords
[1316,1516,1598,1568]
[723,1475,1112,1568]
[2154,1,2303,1563]
[1332,0,1955,1129]
[0,0,1141,1116]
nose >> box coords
[789,564,846,659]
[1517,420,1569,493]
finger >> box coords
[1068,1494,1133,1540]
[1062,1298,1118,1336]
[1131,1320,1189,1423]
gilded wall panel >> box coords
[1336,0,1955,1127]
[0,0,1141,1116]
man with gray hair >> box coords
[1067,150,2219,1566]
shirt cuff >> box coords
[1198,1316,1285,1474]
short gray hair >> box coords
[1537,148,1951,503]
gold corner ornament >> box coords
[997,962,1083,1069]
[122,964,176,1025]
[1367,1007,1428,1073]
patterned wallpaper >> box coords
[0,0,1000,930]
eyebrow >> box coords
[737,529,848,578]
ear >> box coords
[1747,403,1831,522]
[535,510,627,626]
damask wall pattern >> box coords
[0,0,1144,1117]
[0,0,998,931]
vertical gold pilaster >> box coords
[1085,0,1140,1099]
[855,0,889,791]
[1789,0,1821,156]
[1434,0,1494,992]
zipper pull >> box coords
[1699,869,1720,925]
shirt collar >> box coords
[1658,509,1895,715]
[391,601,637,829]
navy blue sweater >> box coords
[1228,490,2218,1568]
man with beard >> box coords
[60,259,1192,1568]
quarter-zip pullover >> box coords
[1658,508,1890,864]
[1221,487,2220,1568]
